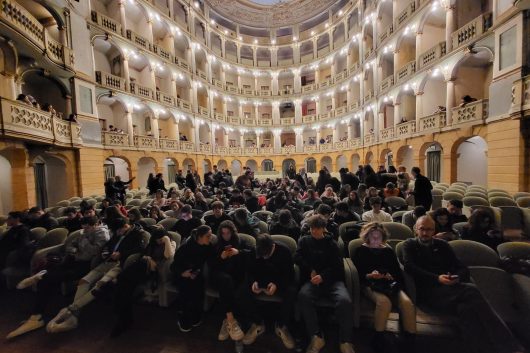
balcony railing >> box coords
[395,121,416,138]
[130,82,153,99]
[0,0,45,49]
[153,44,173,62]
[349,138,362,148]
[380,75,395,92]
[260,147,274,154]
[198,106,209,117]
[95,71,126,91]
[320,143,334,152]
[350,101,361,110]
[176,98,191,112]
[304,145,318,153]
[510,75,530,114]
[281,145,296,154]
[199,143,211,153]
[91,11,121,34]
[418,41,447,70]
[196,69,207,81]
[302,115,316,123]
[134,135,157,149]
[1,98,81,146]
[159,138,180,150]
[281,117,295,125]
[216,146,228,155]
[180,141,195,152]
[156,91,175,106]
[126,29,152,51]
[229,147,242,154]
[396,61,416,83]
[364,90,375,102]
[379,127,395,141]
[334,141,348,150]
[244,147,258,155]
[452,99,489,126]
[258,118,273,126]
[378,23,393,44]
[395,0,417,28]
[364,133,376,145]
[452,13,492,50]
[318,111,333,121]
[419,112,446,132]
[102,131,129,147]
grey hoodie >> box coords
[66,225,110,262]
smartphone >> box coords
[449,275,459,280]
[224,245,233,250]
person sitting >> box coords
[447,199,468,224]
[269,209,301,241]
[383,182,401,198]
[352,222,416,352]
[244,189,261,213]
[180,188,195,207]
[171,225,214,332]
[460,208,504,250]
[459,95,477,107]
[362,197,392,223]
[43,217,143,334]
[148,205,166,223]
[231,208,259,237]
[63,207,83,233]
[402,206,427,231]
[111,225,176,336]
[332,201,361,226]
[301,204,339,240]
[24,207,57,230]
[320,186,339,207]
[363,187,380,211]
[343,190,363,216]
[431,208,457,241]
[209,220,252,341]
[296,215,355,353]
[16,94,33,106]
[229,189,246,210]
[402,216,524,353]
[0,211,35,272]
[193,192,209,212]
[149,190,167,208]
[203,201,231,234]
[171,205,202,240]
[8,216,110,338]
[241,234,296,349]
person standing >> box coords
[410,167,432,210]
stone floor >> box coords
[0,289,510,353]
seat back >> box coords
[516,197,530,208]
[431,189,443,197]
[391,210,407,223]
[191,209,204,220]
[238,233,256,248]
[253,210,273,222]
[56,200,70,207]
[451,222,468,237]
[69,200,82,207]
[257,221,268,234]
[443,192,463,201]
[158,218,178,231]
[139,218,157,227]
[463,196,489,207]
[38,227,69,249]
[489,197,517,207]
[167,231,182,248]
[514,192,530,200]
[338,221,362,256]
[497,242,530,259]
[347,238,365,260]
[384,196,407,209]
[126,199,142,207]
[382,222,414,240]
[488,191,512,199]
[449,240,499,267]
[30,227,48,241]
[271,235,297,257]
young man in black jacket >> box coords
[403,216,524,353]
[203,201,231,234]
[410,167,432,210]
[295,215,355,353]
[241,234,296,349]
[0,211,35,271]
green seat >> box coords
[449,240,499,267]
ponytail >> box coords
[192,225,211,241]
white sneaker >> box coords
[226,319,244,341]
[46,309,78,333]
[16,270,47,289]
[340,342,355,353]
[306,335,325,353]
[242,323,265,345]
[218,319,229,341]
[275,324,295,349]
[6,315,45,339]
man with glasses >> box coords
[402,216,524,353]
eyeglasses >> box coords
[417,227,435,232]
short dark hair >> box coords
[278,209,292,224]
[243,189,253,197]
[112,217,129,229]
[256,233,274,258]
[316,203,332,216]
[448,199,463,209]
[413,206,427,218]
[181,205,192,214]
[308,215,327,229]
[64,207,77,215]
[28,207,42,214]
[211,201,224,209]
[335,201,349,212]
[369,197,382,206]
[8,211,24,220]
[411,167,421,174]
[81,216,98,226]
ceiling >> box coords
[206,0,337,28]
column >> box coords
[293,69,301,93]
[273,129,282,153]
[223,130,229,147]
[295,128,303,153]
[149,66,157,90]
[238,102,244,120]
[347,84,353,106]
[294,99,302,124]
[347,122,353,140]
[445,78,455,125]
[415,91,423,124]
[170,76,177,98]
[272,101,280,124]
[236,43,241,63]
[377,111,384,137]
[415,31,422,62]
[239,132,244,147]
[222,99,228,116]
[59,25,68,47]
[125,110,134,144]
[65,95,72,117]
[190,83,198,113]
[393,102,401,126]
[271,72,279,95]
[168,34,175,56]
[253,47,258,66]
[122,54,131,91]
[293,43,300,64]
[315,99,321,116]
[190,124,196,147]
[312,38,318,58]
[315,70,320,84]
[254,102,260,120]
[208,91,214,118]
[169,116,179,140]
[331,94,336,110]
[445,5,456,52]
[346,51,352,70]
[146,19,154,44]
[221,38,226,58]
[393,50,399,76]
[189,46,196,74]
[206,56,213,83]
[256,131,261,149]
[118,0,127,36]
[168,0,174,17]
[316,128,321,148]
[271,48,278,67]
[332,125,339,144]
[150,113,160,140]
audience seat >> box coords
[442,192,463,203]
[68,197,81,202]
[339,221,362,257]
[451,222,467,237]
[467,185,487,192]
[391,210,407,223]
[154,231,181,307]
[514,192,530,200]
[384,196,408,212]
[449,240,499,267]
[158,218,178,231]
[451,182,468,188]
[30,227,48,241]
[489,197,518,208]
[256,221,268,234]
[37,228,69,249]
[126,199,142,209]
[464,191,488,199]
[56,200,70,207]
[140,199,152,208]
[516,197,530,208]
[498,206,527,240]
[69,200,83,207]
[382,222,414,241]
[463,196,490,208]
[252,210,273,222]
[139,218,157,227]
[164,210,178,218]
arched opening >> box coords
[217,159,228,171]
[282,158,296,176]
[379,148,393,170]
[163,158,178,184]
[317,34,330,57]
[137,157,156,190]
[104,156,130,182]
[257,48,271,67]
[300,41,314,63]
[336,155,347,170]
[245,159,258,171]
[365,151,374,165]
[278,46,294,66]
[202,159,212,174]
[22,71,67,118]
[351,154,361,171]
[421,142,443,182]
[182,158,196,172]
[321,156,332,171]
[231,160,242,176]
[0,155,13,214]
[420,72,446,121]
[262,159,274,172]
[455,136,488,185]
[33,155,68,208]
[225,41,237,62]
[305,157,317,173]
[395,145,414,172]
[240,46,254,65]
[332,23,345,48]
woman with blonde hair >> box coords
[352,222,416,352]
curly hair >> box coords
[359,222,389,244]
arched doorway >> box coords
[203,159,212,173]
[0,155,12,214]
[305,157,317,173]
[33,155,68,208]
[137,157,157,190]
[455,136,487,185]
[365,151,374,165]
[217,159,228,171]
[163,158,178,184]
[231,160,242,176]
[262,159,274,172]
[396,145,414,171]
[422,142,443,182]
[282,158,296,176]
[104,157,130,182]
[245,159,258,172]
[351,154,361,171]
[321,156,332,171]
[336,155,347,170]
[182,158,195,172]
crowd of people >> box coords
[0,164,526,353]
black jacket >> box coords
[0,224,35,268]
[203,214,231,234]
[413,174,433,207]
[249,242,294,290]
[171,239,214,279]
[340,172,360,191]
[102,224,145,266]
[171,218,203,240]
[295,235,344,285]
[245,196,261,213]
[186,173,197,192]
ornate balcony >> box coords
[510,75,530,114]
[196,69,208,81]
[199,143,211,153]
[180,141,195,152]
[302,115,316,123]
[130,82,154,99]
[349,138,362,148]
[396,61,416,84]
[1,98,81,147]
[281,145,296,154]
[174,57,190,72]
[335,106,348,116]
[378,23,394,45]
[452,13,492,50]
[153,44,173,62]
[126,29,152,51]
[320,143,334,152]
[419,112,446,132]
[395,121,416,138]
[304,145,318,153]
[258,118,273,126]
[260,147,274,154]
[302,84,316,93]
[91,11,121,35]
[198,106,209,117]
[334,141,348,150]
[364,90,375,103]
[452,99,489,126]
[159,138,180,150]
[318,111,333,121]
[156,91,175,106]
[418,42,447,70]
[364,133,376,145]
[281,117,295,125]
[102,131,129,147]
[134,135,157,149]
[95,71,126,91]
[395,0,417,29]
[216,146,229,155]
[244,147,258,155]
[350,101,361,110]
[176,98,192,112]
[379,127,395,141]
[380,75,395,92]
[229,147,242,155]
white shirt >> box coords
[362,210,393,223]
